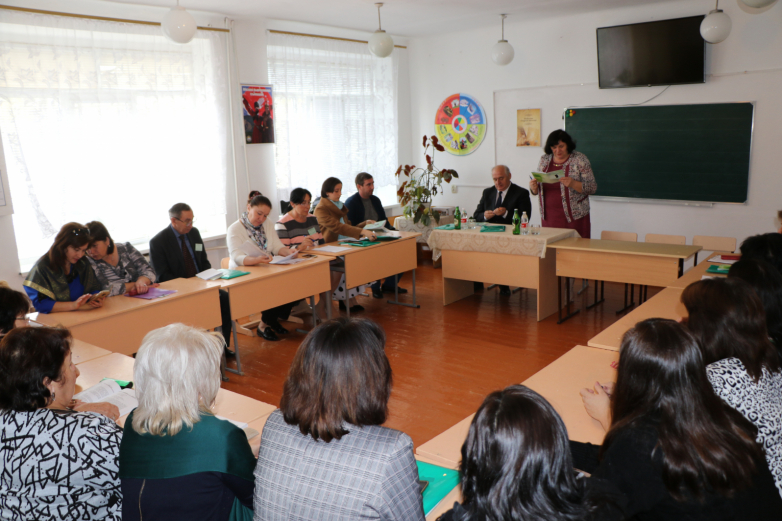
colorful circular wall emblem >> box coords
[435,93,487,156]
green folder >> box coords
[480,225,505,233]
[374,235,401,241]
[706,264,730,274]
[434,224,456,230]
[338,241,381,247]
[219,269,250,280]
[417,460,460,516]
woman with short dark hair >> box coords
[0,327,123,520]
[529,129,597,238]
[577,318,782,519]
[0,283,31,335]
[86,221,157,296]
[253,317,424,520]
[740,232,782,275]
[682,278,782,495]
[438,385,614,521]
[23,222,105,313]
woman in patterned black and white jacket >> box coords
[682,277,782,497]
[0,327,123,520]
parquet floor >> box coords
[221,261,660,448]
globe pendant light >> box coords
[491,14,514,66]
[162,0,197,44]
[368,3,394,58]
[740,0,777,7]
[700,0,732,44]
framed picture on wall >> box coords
[241,84,275,144]
[0,133,13,217]
[516,109,541,147]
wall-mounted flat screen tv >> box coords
[597,16,706,89]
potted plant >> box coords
[396,135,458,226]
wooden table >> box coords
[75,353,277,426]
[547,238,700,323]
[668,252,731,289]
[588,287,686,351]
[310,231,421,316]
[431,226,579,321]
[71,338,112,364]
[416,345,619,469]
[209,256,333,375]
[32,278,222,356]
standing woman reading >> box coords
[23,222,105,313]
[529,130,597,238]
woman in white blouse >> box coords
[227,193,313,341]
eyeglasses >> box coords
[175,218,196,226]
[71,228,90,236]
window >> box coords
[0,9,231,271]
[268,32,399,206]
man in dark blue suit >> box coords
[345,172,406,299]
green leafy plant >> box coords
[396,135,458,226]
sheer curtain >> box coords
[267,32,398,205]
[0,9,231,271]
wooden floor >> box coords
[222,260,660,449]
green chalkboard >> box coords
[564,103,753,203]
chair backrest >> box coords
[692,235,736,253]
[645,233,686,245]
[220,257,229,269]
[388,215,399,227]
[280,200,292,214]
[601,230,638,242]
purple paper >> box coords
[127,288,177,300]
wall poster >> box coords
[434,93,486,156]
[516,109,541,147]
[242,84,274,144]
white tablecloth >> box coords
[426,225,580,261]
[394,215,455,244]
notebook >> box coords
[416,460,461,516]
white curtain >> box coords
[267,32,398,204]
[0,9,231,271]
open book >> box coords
[73,379,138,417]
[531,170,565,184]
[269,251,304,265]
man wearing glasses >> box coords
[149,203,234,355]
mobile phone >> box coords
[87,290,110,303]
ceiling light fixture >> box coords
[700,0,732,44]
[740,0,777,7]
[162,0,197,44]
[368,3,394,58]
[492,14,514,66]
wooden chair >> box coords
[693,235,736,264]
[220,257,229,269]
[601,231,639,314]
[280,200,292,214]
[639,234,686,302]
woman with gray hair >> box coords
[119,324,256,521]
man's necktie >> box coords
[181,235,197,278]
[495,191,503,210]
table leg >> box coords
[615,284,636,315]
[295,296,319,335]
[443,277,474,305]
[226,320,244,376]
[388,271,420,309]
[326,293,332,320]
[557,276,580,324]
[586,278,605,310]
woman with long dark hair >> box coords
[682,277,782,495]
[23,222,105,313]
[728,258,782,350]
[578,318,782,519]
[438,385,614,521]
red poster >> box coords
[242,85,274,144]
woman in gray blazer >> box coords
[253,317,425,521]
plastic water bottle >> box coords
[521,211,529,235]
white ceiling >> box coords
[100,0,683,37]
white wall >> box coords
[407,0,782,247]
[0,1,411,288]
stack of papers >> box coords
[708,255,739,264]
[316,245,352,253]
[269,252,304,265]
[196,269,224,281]
[215,415,260,441]
[128,288,177,300]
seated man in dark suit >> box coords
[345,172,406,299]
[474,165,532,295]
[149,203,234,356]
